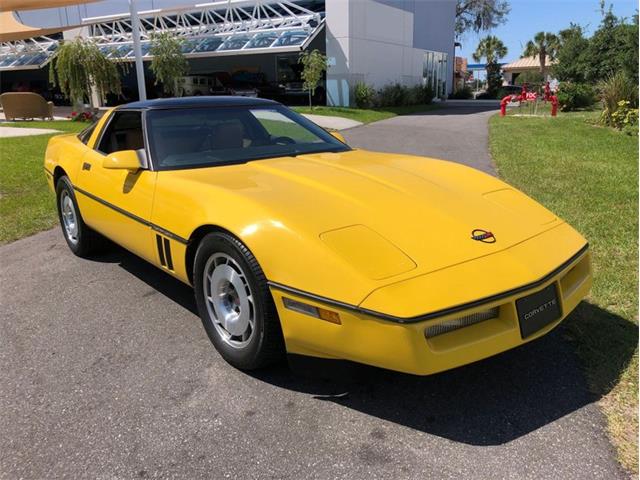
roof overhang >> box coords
[0,11,78,42]
[2,0,99,12]
[502,55,557,72]
[88,0,325,62]
[0,0,325,72]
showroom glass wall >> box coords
[423,50,448,98]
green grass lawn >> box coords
[0,121,86,243]
[490,111,638,474]
[293,104,439,124]
[2,120,87,133]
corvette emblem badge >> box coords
[471,229,496,243]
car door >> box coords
[75,109,157,262]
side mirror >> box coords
[103,150,141,171]
[329,130,347,144]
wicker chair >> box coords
[0,92,54,121]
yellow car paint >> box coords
[44,107,592,375]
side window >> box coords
[97,111,144,155]
[78,121,98,145]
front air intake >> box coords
[424,308,499,338]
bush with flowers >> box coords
[603,100,639,135]
[69,110,97,122]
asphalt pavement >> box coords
[0,103,626,479]
[343,103,496,174]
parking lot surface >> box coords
[1,105,624,479]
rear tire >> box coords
[193,232,284,370]
[55,176,107,257]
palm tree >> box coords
[473,35,508,94]
[523,31,560,78]
[472,34,508,64]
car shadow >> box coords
[94,245,636,446]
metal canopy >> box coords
[0,36,57,70]
[0,0,324,71]
[87,0,325,61]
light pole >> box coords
[129,0,146,101]
[453,41,461,94]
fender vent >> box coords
[156,234,174,270]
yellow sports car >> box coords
[44,97,592,375]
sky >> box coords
[458,0,638,65]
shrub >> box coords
[556,82,596,111]
[377,83,409,107]
[373,83,434,107]
[353,82,375,108]
[599,71,638,124]
[69,111,98,122]
[449,86,473,99]
[422,84,435,104]
[603,100,639,135]
[408,84,434,104]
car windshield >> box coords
[146,105,349,170]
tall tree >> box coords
[49,37,122,108]
[149,32,189,97]
[585,11,639,85]
[523,31,560,78]
[553,24,590,83]
[472,35,508,95]
[298,49,327,109]
[456,0,510,35]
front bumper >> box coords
[271,242,592,376]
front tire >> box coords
[55,176,106,257]
[194,232,284,370]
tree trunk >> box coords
[73,96,85,114]
[308,89,313,110]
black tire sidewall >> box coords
[193,232,280,369]
[55,176,87,256]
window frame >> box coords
[93,109,152,170]
[143,105,350,172]
[77,120,99,145]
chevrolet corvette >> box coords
[44,97,592,375]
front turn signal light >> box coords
[282,297,342,324]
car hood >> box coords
[170,149,560,280]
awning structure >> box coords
[0,12,64,70]
[0,37,58,70]
[502,55,556,73]
[1,0,99,12]
[87,0,325,61]
[0,0,325,72]
[0,10,76,42]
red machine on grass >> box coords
[500,82,558,117]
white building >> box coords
[325,0,455,105]
[1,0,456,106]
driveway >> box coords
[0,104,625,479]
[343,103,497,174]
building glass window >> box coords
[423,50,448,98]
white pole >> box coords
[129,0,147,101]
